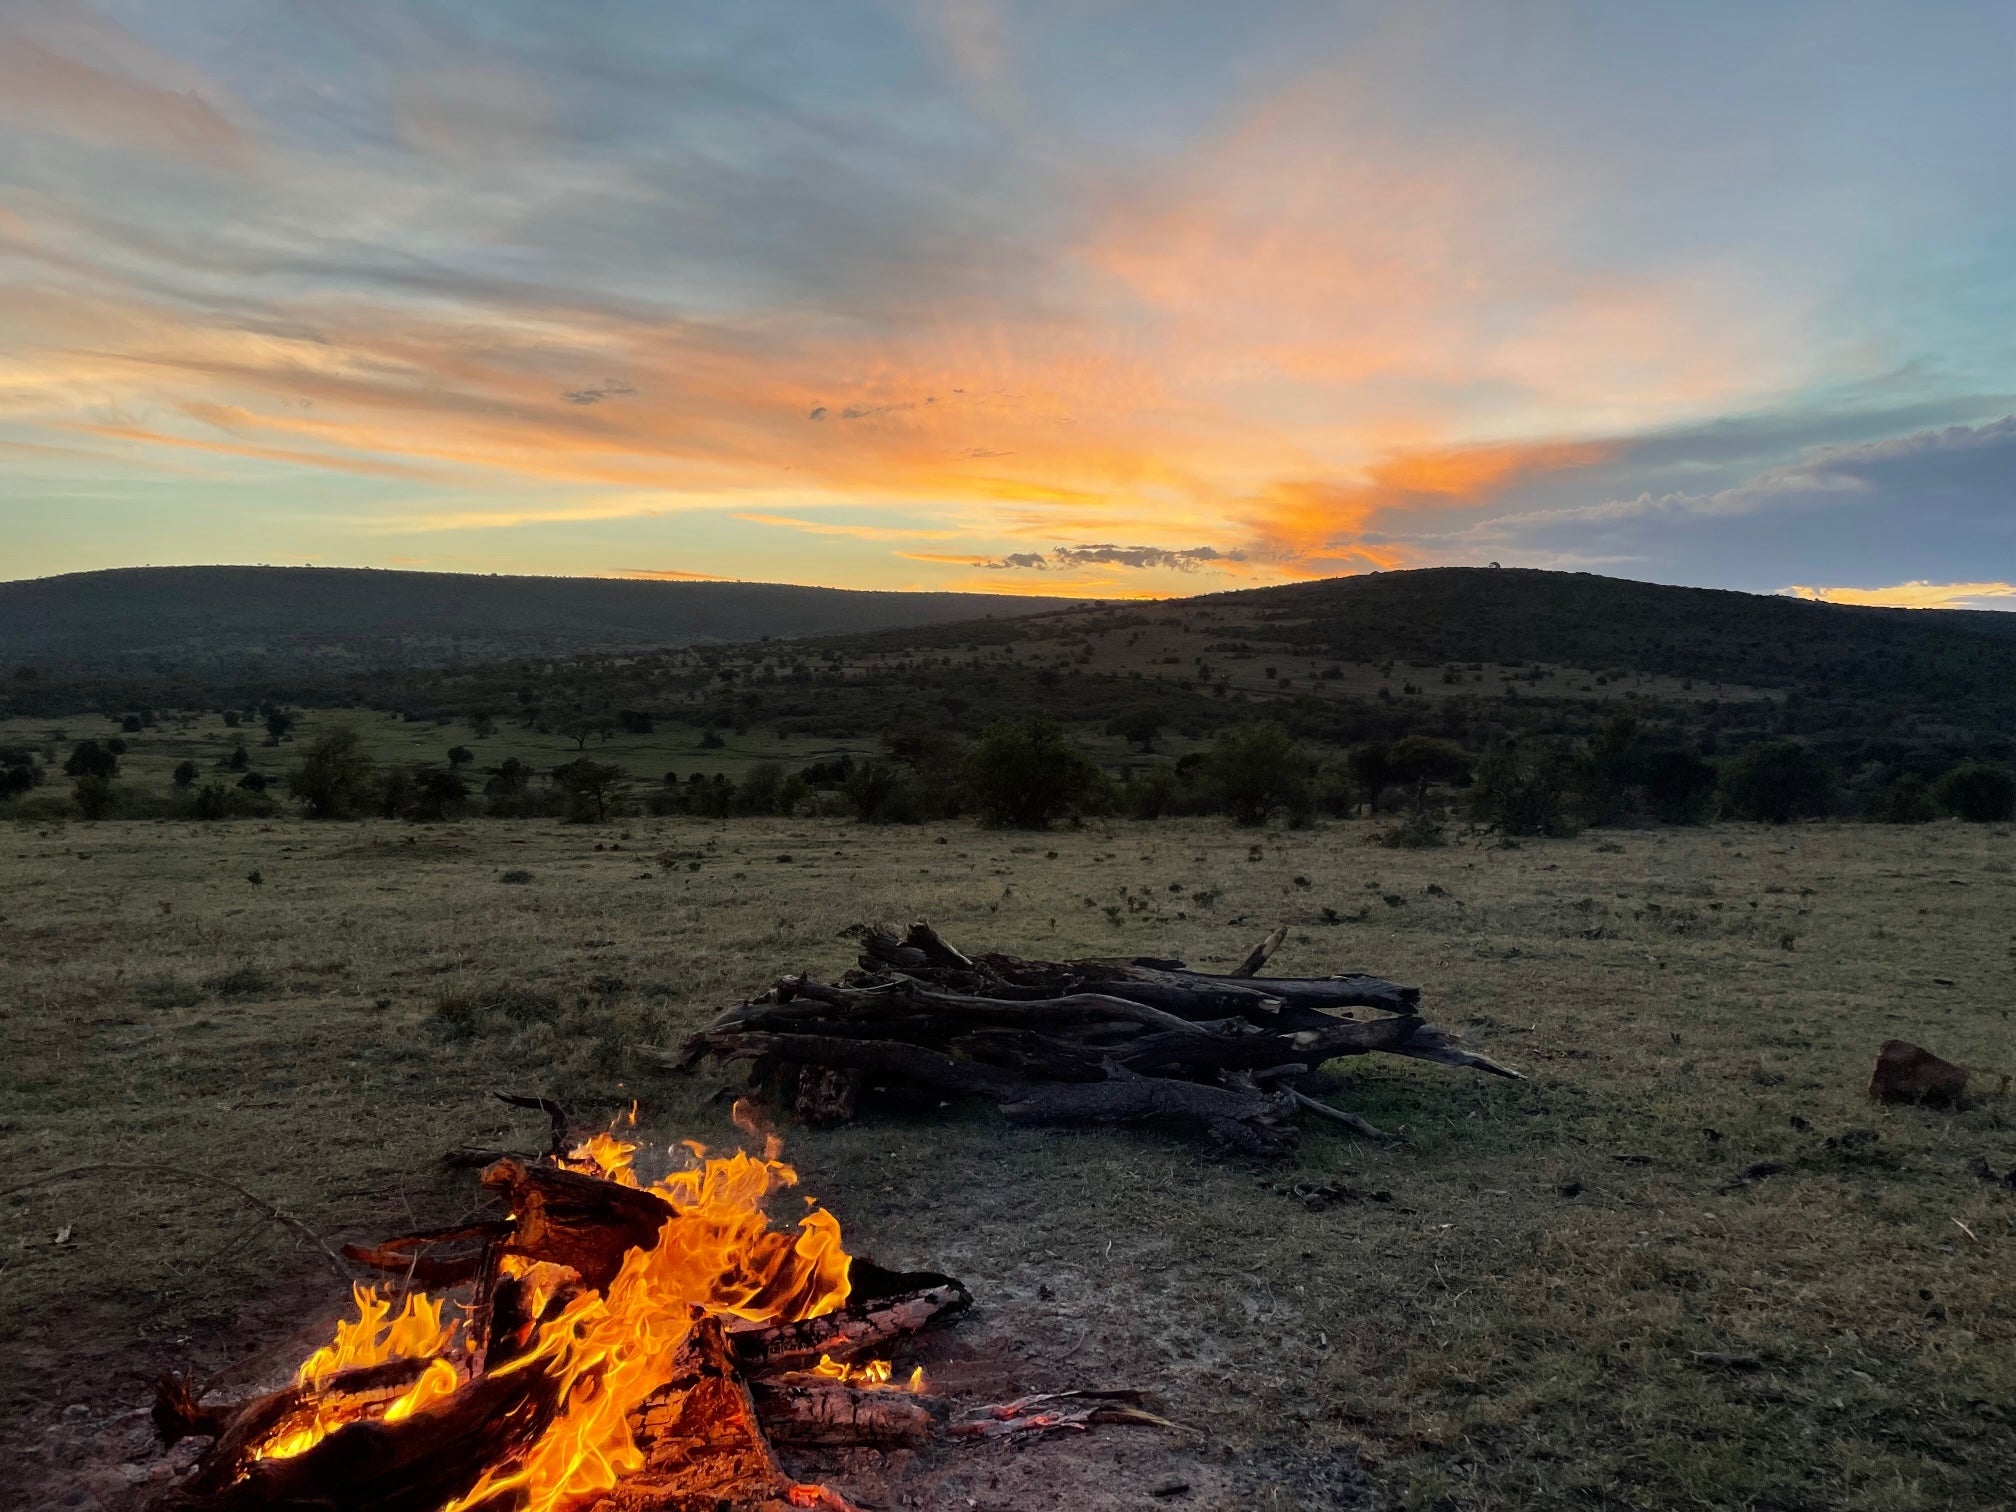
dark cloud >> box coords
[984,544,1244,571]
[1405,414,2016,593]
[807,405,827,420]
[563,383,635,405]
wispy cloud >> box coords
[735,513,966,542]
[0,2,251,169]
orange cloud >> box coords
[735,513,966,542]
[1248,437,1612,566]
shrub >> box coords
[736,762,788,815]
[287,728,377,818]
[202,965,270,997]
[1864,773,1938,824]
[1719,741,1834,824]
[1204,723,1315,826]
[73,774,116,819]
[172,759,200,788]
[484,757,533,797]
[963,718,1101,829]
[376,765,417,819]
[1377,811,1448,848]
[1120,762,1185,820]
[1570,715,1645,825]
[409,766,471,822]
[193,782,231,820]
[1640,749,1719,824]
[64,740,118,780]
[1468,743,1574,836]
[843,758,926,823]
[1933,762,2016,822]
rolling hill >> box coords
[0,566,1094,673]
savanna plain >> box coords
[4,816,2013,1511]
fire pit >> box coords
[147,1109,971,1512]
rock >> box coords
[1869,1040,1969,1106]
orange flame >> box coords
[253,1288,462,1462]
[250,1130,854,1512]
[810,1354,927,1393]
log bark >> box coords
[1229,925,1289,978]
[750,1378,935,1447]
[340,1221,509,1290]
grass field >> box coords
[4,815,2013,1510]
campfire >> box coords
[149,1108,972,1512]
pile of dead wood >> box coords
[664,923,1520,1155]
[149,1149,975,1512]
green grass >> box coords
[2,816,2012,1509]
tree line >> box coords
[6,714,2012,834]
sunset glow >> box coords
[2,2,2011,600]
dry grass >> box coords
[3,815,2013,1510]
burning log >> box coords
[729,1276,971,1375]
[665,923,1520,1152]
[153,1361,566,1512]
[482,1156,675,1291]
[593,1316,801,1512]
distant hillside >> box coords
[805,566,2016,754]
[0,566,1093,674]
[1188,568,2016,712]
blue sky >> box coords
[1,0,2011,605]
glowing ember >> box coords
[241,1113,858,1512]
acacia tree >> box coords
[554,758,626,821]
[1386,736,1471,813]
[1105,708,1166,754]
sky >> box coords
[1,0,2012,606]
